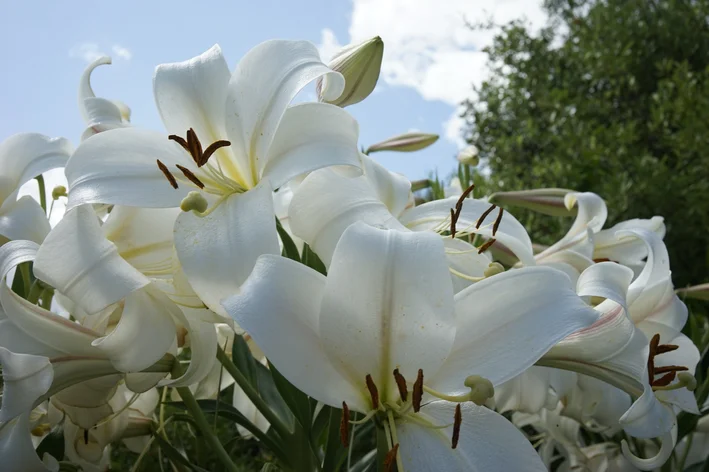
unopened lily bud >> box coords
[483,262,505,278]
[457,145,479,166]
[52,185,67,200]
[411,179,432,192]
[464,375,495,405]
[318,36,384,107]
[366,132,439,154]
[180,191,208,213]
[676,283,709,301]
[488,188,576,217]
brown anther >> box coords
[383,443,400,472]
[492,207,504,236]
[200,140,231,167]
[477,238,497,254]
[457,183,476,204]
[340,402,350,448]
[157,159,178,189]
[653,371,677,387]
[393,368,408,401]
[412,369,424,413]
[655,365,689,375]
[475,203,497,229]
[186,128,202,163]
[168,134,190,153]
[169,129,231,168]
[365,374,379,409]
[450,208,457,238]
[647,333,660,382]
[656,344,679,355]
[175,164,205,189]
[451,403,462,449]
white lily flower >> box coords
[288,155,535,292]
[0,133,73,244]
[66,41,362,316]
[223,222,600,470]
[78,56,131,141]
[0,412,59,472]
[538,229,699,470]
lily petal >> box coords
[397,401,546,471]
[399,197,535,266]
[102,206,180,276]
[0,133,73,205]
[536,192,607,261]
[91,287,177,372]
[0,195,51,244]
[66,128,192,209]
[174,183,279,317]
[262,102,361,188]
[0,347,53,423]
[0,413,59,472]
[319,223,456,397]
[359,154,412,218]
[289,168,407,266]
[594,217,665,265]
[576,261,634,311]
[222,254,366,411]
[443,238,491,293]
[34,205,150,315]
[225,39,344,185]
[431,267,597,394]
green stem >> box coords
[173,365,238,472]
[19,263,32,298]
[27,281,44,304]
[35,175,47,213]
[40,287,54,310]
[216,346,292,440]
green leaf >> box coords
[152,430,210,472]
[301,244,327,275]
[322,406,347,472]
[36,428,65,461]
[231,334,258,387]
[276,218,301,263]
[269,363,312,433]
[254,362,296,433]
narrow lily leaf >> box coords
[276,218,300,263]
[231,334,258,387]
[269,362,312,433]
[253,362,295,432]
[322,406,347,472]
[301,243,327,275]
[152,430,210,472]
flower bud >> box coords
[488,188,576,217]
[411,179,432,192]
[457,145,479,166]
[676,283,709,301]
[318,36,384,107]
[365,132,439,154]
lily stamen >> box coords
[175,164,205,189]
[383,443,400,472]
[476,203,497,229]
[412,369,424,412]
[492,207,504,236]
[477,238,497,254]
[340,401,350,447]
[156,159,178,189]
[647,333,693,391]
[393,368,408,401]
[452,403,462,449]
[365,374,380,409]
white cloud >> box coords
[319,0,548,146]
[112,44,132,61]
[318,28,342,62]
[69,42,132,63]
[69,42,106,63]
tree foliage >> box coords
[462,0,709,286]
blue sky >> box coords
[1,0,546,183]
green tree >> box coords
[462,0,709,286]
